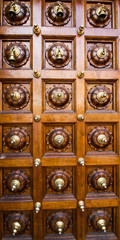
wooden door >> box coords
[0,0,120,239]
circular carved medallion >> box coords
[3,42,30,68]
[45,42,72,68]
[46,85,72,110]
[3,1,30,26]
[47,169,72,193]
[45,1,71,26]
[87,85,112,110]
[4,170,30,193]
[87,168,113,191]
[87,3,111,28]
[87,126,113,151]
[47,210,72,234]
[3,127,30,152]
[3,84,30,110]
[46,127,72,152]
[87,43,112,68]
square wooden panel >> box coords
[85,79,118,113]
[2,124,32,156]
[1,80,32,112]
[85,123,118,156]
[2,39,31,69]
[44,124,75,155]
[85,38,117,70]
[2,1,31,26]
[43,38,75,70]
[42,80,75,113]
[85,0,115,28]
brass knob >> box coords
[97,48,106,59]
[9,2,21,17]
[97,134,107,144]
[54,178,65,190]
[54,135,64,145]
[34,158,41,167]
[54,47,63,61]
[97,177,107,189]
[97,92,107,102]
[77,71,84,79]
[33,24,41,35]
[9,47,20,62]
[34,114,41,122]
[96,5,106,18]
[35,202,41,213]
[78,201,85,212]
[54,91,64,101]
[11,179,21,191]
[54,3,64,17]
[12,222,21,236]
[11,91,21,101]
[78,158,85,166]
[55,221,64,235]
[10,135,20,146]
[34,70,41,78]
[97,219,106,232]
[77,25,84,36]
[78,114,84,121]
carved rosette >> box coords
[87,168,113,191]
[3,1,30,26]
[47,210,72,234]
[46,127,72,152]
[45,42,72,68]
[87,3,111,28]
[3,127,30,152]
[87,126,113,151]
[5,212,30,235]
[88,208,112,232]
[45,1,71,26]
[87,85,112,110]
[3,42,30,68]
[46,85,72,110]
[3,84,30,110]
[47,169,72,194]
[87,44,112,68]
[4,170,30,193]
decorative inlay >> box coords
[87,3,111,28]
[87,85,112,110]
[4,170,30,193]
[3,1,30,26]
[3,127,30,152]
[3,42,30,68]
[46,127,72,152]
[45,42,72,68]
[87,43,112,68]
[87,126,113,151]
[46,84,72,110]
[3,84,30,110]
[87,168,113,191]
[47,169,72,193]
[45,1,71,26]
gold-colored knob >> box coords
[34,202,41,213]
[33,24,41,35]
[54,47,63,61]
[78,158,85,166]
[11,179,21,191]
[97,48,106,59]
[97,92,107,102]
[77,25,84,36]
[55,221,64,235]
[54,135,64,145]
[11,91,21,101]
[34,114,41,122]
[12,222,21,236]
[10,135,20,146]
[97,177,107,189]
[96,5,106,18]
[54,3,64,17]
[9,47,20,62]
[97,134,107,144]
[54,91,64,101]
[77,114,84,121]
[54,178,65,190]
[34,70,41,78]
[78,201,85,212]
[9,2,21,17]
[34,158,41,167]
[77,71,84,79]
[97,219,106,232]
